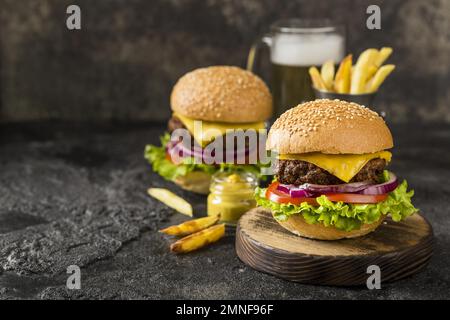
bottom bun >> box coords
[274,213,384,240]
[173,171,212,195]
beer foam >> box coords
[271,34,345,66]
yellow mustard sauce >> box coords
[207,172,258,225]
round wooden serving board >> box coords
[236,208,433,286]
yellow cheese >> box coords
[174,113,266,147]
[278,151,392,183]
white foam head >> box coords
[271,33,345,66]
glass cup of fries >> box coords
[309,47,395,108]
[313,89,377,107]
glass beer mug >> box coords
[248,19,346,118]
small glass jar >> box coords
[207,171,258,225]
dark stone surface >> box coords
[0,0,449,123]
[0,122,449,299]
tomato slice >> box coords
[165,151,173,162]
[266,182,318,206]
[325,193,388,204]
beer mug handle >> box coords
[246,34,273,72]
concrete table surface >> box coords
[0,122,449,299]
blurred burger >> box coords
[145,66,273,194]
[255,99,417,240]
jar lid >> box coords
[211,171,258,185]
[209,171,259,195]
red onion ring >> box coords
[358,172,398,195]
[167,139,258,164]
[301,181,373,194]
[276,184,315,198]
[276,172,398,197]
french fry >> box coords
[350,49,379,94]
[309,66,327,90]
[320,60,335,90]
[354,48,379,68]
[148,188,193,217]
[365,64,395,93]
[350,65,369,94]
[170,224,225,253]
[366,65,378,81]
[160,215,220,236]
[334,54,352,94]
[374,47,393,67]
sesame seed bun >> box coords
[170,66,273,123]
[273,211,385,240]
[267,99,393,154]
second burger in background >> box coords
[145,66,273,194]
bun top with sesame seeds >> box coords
[267,99,393,154]
[170,66,273,123]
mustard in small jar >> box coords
[207,172,258,225]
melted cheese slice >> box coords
[278,151,392,183]
[174,113,266,147]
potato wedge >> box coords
[309,66,327,90]
[334,54,352,94]
[160,215,220,236]
[148,188,193,217]
[374,47,393,67]
[170,224,225,253]
[320,60,335,90]
[351,49,379,94]
[365,64,395,93]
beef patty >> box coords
[168,115,185,132]
[275,158,386,185]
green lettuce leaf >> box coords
[144,133,267,181]
[255,173,418,232]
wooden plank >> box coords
[236,207,433,286]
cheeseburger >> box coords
[256,99,417,240]
[145,66,273,194]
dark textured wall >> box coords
[0,0,449,123]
